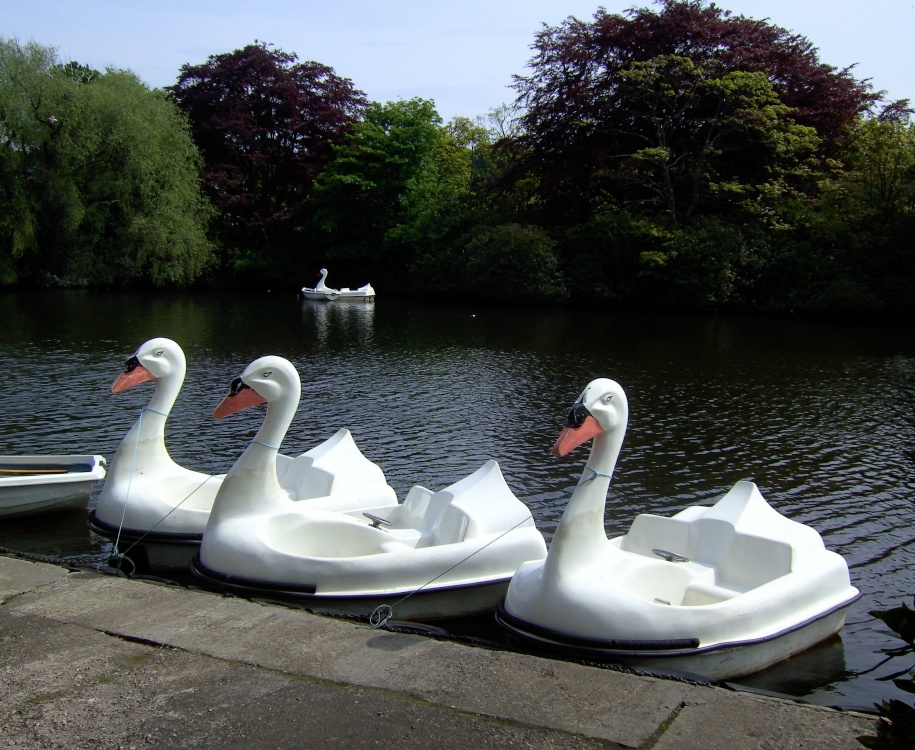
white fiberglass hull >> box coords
[0,455,106,518]
[300,269,375,302]
[86,511,201,571]
[192,554,512,621]
[90,427,396,571]
[334,287,375,301]
[197,457,547,622]
[498,481,860,682]
[496,596,857,681]
[194,513,546,621]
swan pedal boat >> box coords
[496,378,860,682]
[88,338,395,571]
[300,268,375,302]
[1,454,106,517]
[192,355,548,621]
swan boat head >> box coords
[553,377,629,461]
[208,355,301,520]
[214,354,300,426]
[542,378,629,577]
[314,268,332,291]
[111,337,186,411]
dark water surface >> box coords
[1,289,913,712]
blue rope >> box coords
[250,439,279,450]
[141,406,168,417]
[581,467,613,484]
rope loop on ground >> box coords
[369,604,393,629]
[101,549,136,577]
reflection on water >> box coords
[1,290,914,712]
[301,298,376,347]
[736,635,852,699]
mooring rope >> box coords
[108,406,223,564]
[111,406,147,554]
[367,513,536,629]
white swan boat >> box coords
[192,355,547,621]
[1,454,106,517]
[496,378,860,681]
[88,338,396,570]
[300,268,375,302]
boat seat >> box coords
[431,506,470,545]
[622,513,795,601]
[620,514,692,559]
[714,532,793,591]
[392,460,517,547]
[396,485,437,528]
[681,578,741,606]
[389,486,438,548]
[438,459,528,540]
[384,485,469,547]
[275,455,333,500]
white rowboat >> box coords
[1,454,106,517]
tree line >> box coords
[2,1,913,320]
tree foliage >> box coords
[168,42,366,276]
[513,0,874,224]
[615,56,821,221]
[392,116,491,254]
[0,37,213,286]
[803,113,915,314]
[310,98,446,284]
[462,224,567,304]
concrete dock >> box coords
[1,554,875,749]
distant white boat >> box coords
[0,454,106,518]
[301,268,375,302]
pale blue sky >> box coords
[3,1,912,121]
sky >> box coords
[3,1,913,122]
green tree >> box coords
[837,115,915,227]
[0,39,57,282]
[311,98,444,285]
[614,57,821,223]
[461,224,567,304]
[0,37,214,286]
[394,117,489,255]
[802,113,915,315]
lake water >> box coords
[1,289,913,712]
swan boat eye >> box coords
[261,370,273,378]
[154,349,165,357]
